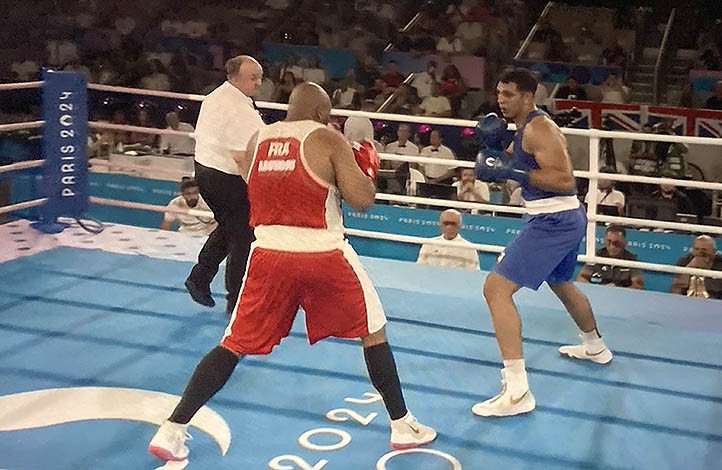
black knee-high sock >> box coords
[170,346,240,424]
[364,342,407,420]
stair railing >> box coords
[653,8,676,105]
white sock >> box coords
[502,359,529,395]
[581,328,606,354]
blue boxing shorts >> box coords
[494,205,586,290]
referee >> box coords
[185,55,265,314]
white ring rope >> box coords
[590,213,722,236]
[0,159,44,174]
[0,81,43,91]
[89,196,214,219]
[575,171,722,191]
[0,198,48,215]
[375,193,527,214]
[88,121,195,137]
[87,83,205,102]
[0,121,44,132]
[89,159,191,180]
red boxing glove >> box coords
[351,140,379,180]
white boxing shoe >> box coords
[390,412,437,450]
[559,335,613,365]
[472,369,536,417]
[148,420,192,462]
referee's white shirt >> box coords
[194,81,265,175]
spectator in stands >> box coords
[556,76,588,101]
[353,55,382,92]
[410,60,439,99]
[628,123,657,176]
[437,26,464,56]
[473,90,502,118]
[652,119,688,178]
[455,16,484,55]
[161,178,217,236]
[440,64,467,117]
[273,71,298,104]
[703,80,722,110]
[420,128,456,183]
[332,77,359,109]
[584,167,625,216]
[278,54,303,82]
[532,71,550,110]
[129,106,159,148]
[577,225,644,289]
[600,73,629,104]
[650,183,695,215]
[160,111,195,156]
[697,48,721,71]
[416,82,452,118]
[301,55,328,86]
[602,40,628,72]
[416,209,480,271]
[507,181,523,206]
[533,19,562,44]
[670,235,722,299]
[386,83,419,115]
[140,59,171,92]
[381,61,405,89]
[453,167,490,203]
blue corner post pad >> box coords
[30,69,89,234]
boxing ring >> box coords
[1,72,722,470]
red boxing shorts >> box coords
[221,242,387,354]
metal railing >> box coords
[653,8,676,105]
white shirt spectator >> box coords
[332,87,357,109]
[280,64,303,82]
[12,60,39,81]
[162,195,217,236]
[303,67,327,85]
[343,116,374,143]
[453,180,490,202]
[417,234,480,270]
[534,83,550,108]
[255,77,276,102]
[585,188,626,211]
[437,36,464,54]
[46,40,79,67]
[160,122,196,155]
[411,71,437,98]
[420,144,456,179]
[509,187,524,206]
[418,95,452,116]
[194,81,265,175]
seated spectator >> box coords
[301,55,328,86]
[140,59,171,92]
[584,167,625,216]
[670,235,722,299]
[556,76,588,101]
[652,119,688,178]
[650,183,695,215]
[416,209,480,270]
[453,167,490,203]
[703,81,722,110]
[473,90,502,118]
[600,73,629,104]
[380,61,405,89]
[128,107,159,148]
[273,71,298,104]
[628,123,657,176]
[386,83,419,115]
[420,129,457,183]
[160,178,217,236]
[436,28,464,56]
[159,111,195,155]
[602,40,628,71]
[577,225,644,289]
[410,60,439,99]
[331,78,359,109]
[440,64,467,117]
[416,82,453,118]
[278,54,303,82]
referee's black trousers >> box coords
[189,161,254,310]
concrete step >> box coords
[631,82,653,91]
[676,48,697,60]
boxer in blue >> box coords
[471,68,613,417]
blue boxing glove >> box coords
[475,147,529,184]
[474,113,512,150]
